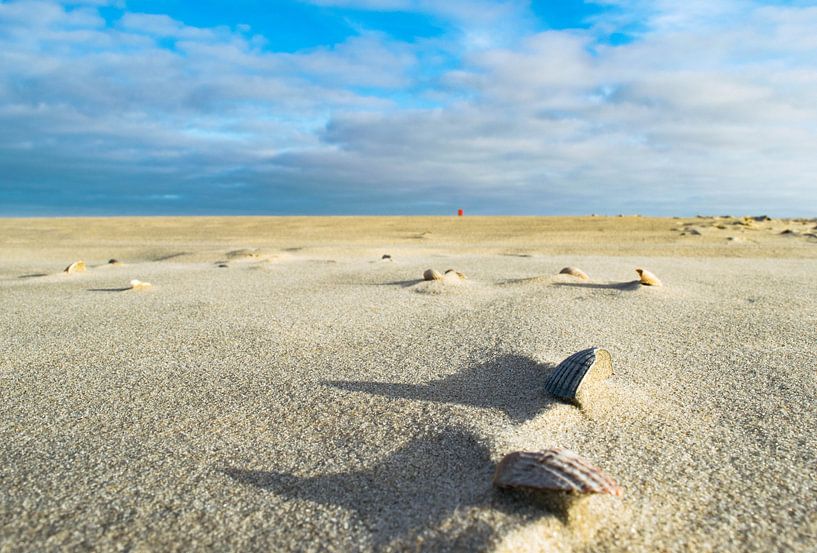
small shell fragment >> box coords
[544,347,613,402]
[129,279,152,290]
[108,259,122,266]
[494,449,623,497]
[444,269,467,280]
[64,261,86,274]
[423,269,444,281]
[382,254,392,260]
[559,267,589,280]
[636,268,662,286]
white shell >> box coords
[494,448,623,497]
[423,269,443,281]
[129,279,152,290]
[544,347,613,402]
[559,267,589,280]
[64,261,86,274]
[636,268,662,286]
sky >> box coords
[1,0,817,216]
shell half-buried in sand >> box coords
[544,347,613,403]
[635,268,662,286]
[444,269,467,280]
[423,269,444,281]
[129,279,152,290]
[64,260,86,274]
[494,448,623,497]
[559,267,589,280]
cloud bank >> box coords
[1,0,816,215]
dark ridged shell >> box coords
[493,449,623,497]
[544,347,612,401]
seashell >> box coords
[444,269,467,280]
[494,448,623,497]
[108,259,122,266]
[544,347,613,403]
[559,267,589,280]
[64,261,86,274]
[423,269,443,281]
[129,279,152,290]
[217,263,229,268]
[226,249,261,260]
[382,254,392,261]
[636,268,662,286]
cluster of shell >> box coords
[63,258,149,291]
[559,266,662,286]
[495,347,623,500]
[423,268,466,282]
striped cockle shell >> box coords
[64,260,86,274]
[635,268,662,286]
[423,269,444,281]
[129,279,152,290]
[559,267,589,280]
[544,347,613,402]
[494,448,623,497]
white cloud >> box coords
[1,0,817,214]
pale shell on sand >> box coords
[64,261,86,274]
[129,279,152,290]
[423,269,444,281]
[444,269,467,280]
[636,268,662,286]
[494,448,623,497]
[559,267,589,280]
[544,347,613,403]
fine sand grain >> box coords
[1,216,816,552]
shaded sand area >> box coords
[1,216,816,552]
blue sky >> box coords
[1,0,817,216]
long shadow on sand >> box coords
[379,278,425,288]
[325,355,557,423]
[87,287,132,292]
[223,427,549,551]
[553,280,642,291]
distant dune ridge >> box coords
[1,215,816,552]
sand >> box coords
[1,216,816,552]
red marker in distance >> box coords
[458,209,463,216]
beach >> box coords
[1,216,816,552]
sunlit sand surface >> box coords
[1,216,816,552]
